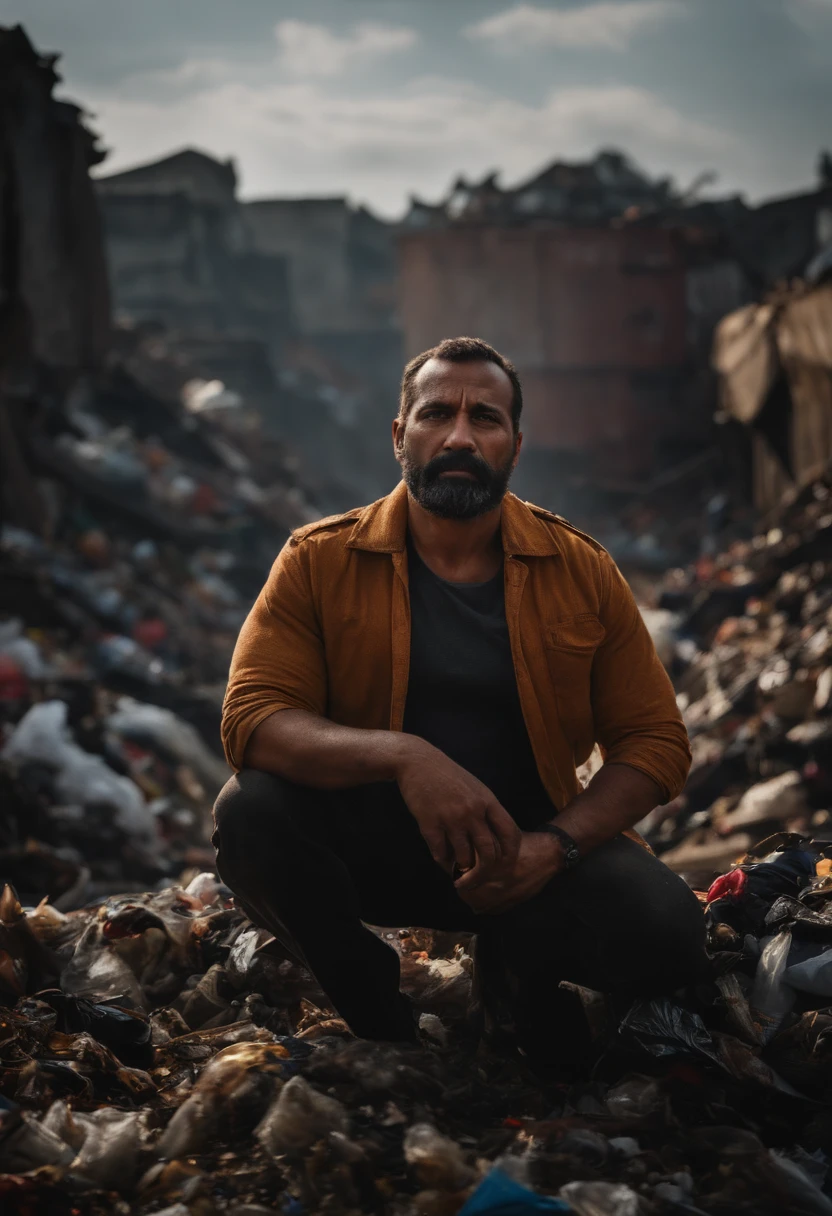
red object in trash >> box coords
[133,617,168,650]
[0,655,28,701]
[190,483,218,516]
[706,868,748,903]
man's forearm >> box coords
[552,763,662,857]
[244,708,426,789]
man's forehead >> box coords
[412,357,513,405]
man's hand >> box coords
[396,739,521,882]
[454,831,562,914]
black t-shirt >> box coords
[402,539,555,830]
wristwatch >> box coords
[535,822,581,870]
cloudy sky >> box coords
[6,0,831,216]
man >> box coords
[214,336,706,1071]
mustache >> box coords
[421,451,494,484]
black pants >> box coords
[213,770,707,1059]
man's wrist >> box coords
[389,731,434,781]
[527,829,565,877]
[534,822,581,871]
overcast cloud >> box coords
[465,1,685,51]
[3,0,830,216]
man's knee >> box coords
[621,865,707,990]
[212,769,323,876]
[569,839,707,989]
[213,769,289,837]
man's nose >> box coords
[443,413,477,450]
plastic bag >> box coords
[403,1122,477,1191]
[559,1182,640,1216]
[2,701,158,850]
[0,618,51,678]
[71,1108,145,1190]
[184,872,229,909]
[720,772,806,832]
[255,1076,348,1156]
[95,635,164,684]
[41,1099,87,1152]
[768,1151,832,1216]
[107,697,229,791]
[159,1041,291,1158]
[617,998,723,1067]
[2,700,73,766]
[226,928,268,990]
[0,1113,75,1171]
[459,1167,569,1215]
[39,990,152,1068]
[55,746,156,847]
[61,921,146,1010]
[766,897,832,940]
[604,1075,663,1119]
[176,963,231,1028]
[400,954,472,1012]
[750,932,797,1042]
[715,973,763,1047]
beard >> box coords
[399,445,515,520]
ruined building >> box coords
[243,196,400,389]
[715,279,832,516]
[399,150,832,513]
[0,24,110,535]
[400,154,717,502]
[94,150,292,355]
[96,152,401,387]
[95,150,404,509]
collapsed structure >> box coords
[95,151,403,513]
[715,279,832,517]
[399,151,832,518]
[93,140,832,538]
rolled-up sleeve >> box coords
[591,552,691,802]
[221,540,326,771]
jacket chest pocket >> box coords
[545,613,605,763]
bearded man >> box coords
[214,337,706,1072]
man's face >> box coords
[393,358,522,520]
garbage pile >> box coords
[0,344,319,902]
[5,860,832,1216]
[0,18,316,906]
[3,479,832,1213]
[643,469,832,888]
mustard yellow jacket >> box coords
[222,481,691,810]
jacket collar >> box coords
[346,479,560,557]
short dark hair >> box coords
[398,336,523,432]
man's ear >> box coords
[392,417,404,460]
[512,430,523,469]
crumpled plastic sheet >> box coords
[616,998,724,1068]
[3,700,159,849]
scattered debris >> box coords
[6,18,832,1216]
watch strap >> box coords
[535,822,581,869]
